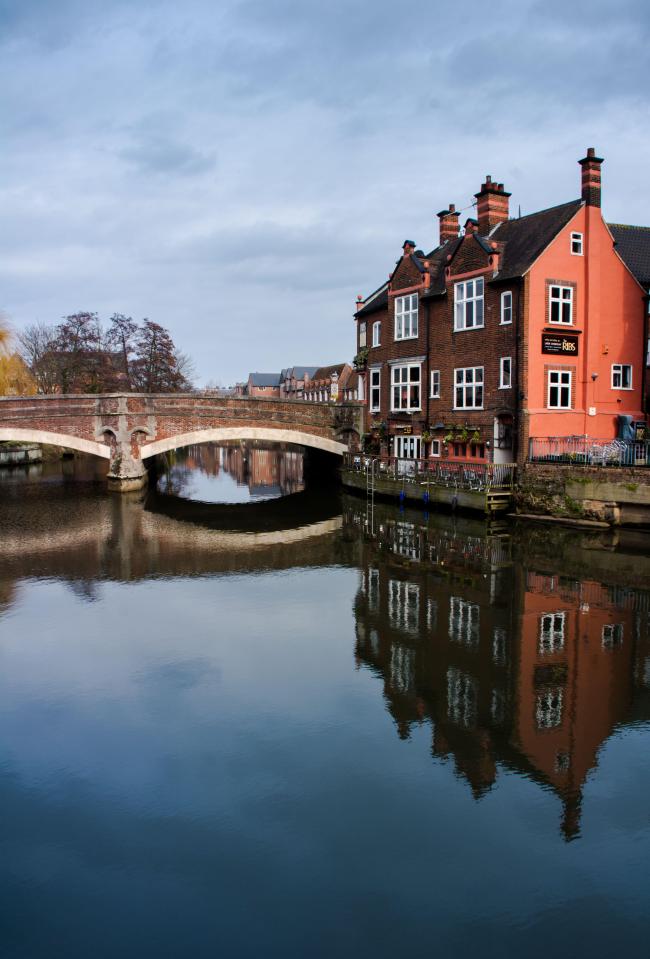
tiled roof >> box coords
[249,372,281,387]
[492,199,583,279]
[312,363,347,382]
[356,283,389,318]
[608,223,650,286]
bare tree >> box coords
[131,320,193,393]
[17,321,60,394]
[106,313,138,390]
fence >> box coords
[344,454,516,491]
[529,436,650,467]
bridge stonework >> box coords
[0,394,363,491]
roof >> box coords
[356,283,389,318]
[249,372,281,387]
[288,365,319,379]
[312,363,348,382]
[608,223,650,286]
[491,199,583,279]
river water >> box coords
[1,445,649,958]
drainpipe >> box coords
[514,277,522,464]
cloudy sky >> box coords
[1,0,649,385]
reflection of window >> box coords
[539,612,566,654]
[393,522,420,561]
[491,688,506,725]
[390,644,415,693]
[427,599,438,629]
[449,596,480,646]
[369,629,380,656]
[368,567,379,611]
[388,579,420,632]
[493,626,507,664]
[447,667,478,727]
[602,623,624,649]
[536,688,563,728]
[555,751,570,773]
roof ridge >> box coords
[608,222,650,231]
[494,198,582,228]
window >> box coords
[395,293,418,340]
[536,688,563,729]
[430,439,441,457]
[454,366,484,409]
[539,612,565,654]
[453,442,467,458]
[391,364,421,411]
[394,436,422,460]
[372,321,381,347]
[369,368,381,412]
[449,596,480,646]
[602,624,624,649]
[611,364,632,389]
[454,277,484,330]
[359,321,367,347]
[549,284,573,324]
[430,369,440,398]
[571,232,583,255]
[499,356,512,389]
[501,290,512,324]
[547,369,572,409]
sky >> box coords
[1,0,650,386]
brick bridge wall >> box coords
[0,393,364,488]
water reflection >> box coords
[156,443,304,502]
[349,501,650,840]
[1,462,650,955]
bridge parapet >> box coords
[0,393,364,492]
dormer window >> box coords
[571,232,583,255]
[454,278,484,330]
[395,294,418,340]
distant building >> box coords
[280,366,319,400]
[246,372,282,397]
[305,363,354,403]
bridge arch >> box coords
[0,428,110,460]
[141,427,347,460]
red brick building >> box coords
[354,149,649,465]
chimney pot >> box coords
[578,148,604,207]
[437,204,460,244]
[474,176,511,233]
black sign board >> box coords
[542,332,579,356]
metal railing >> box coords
[344,454,516,491]
[529,436,650,467]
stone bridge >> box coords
[0,393,363,490]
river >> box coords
[1,444,649,958]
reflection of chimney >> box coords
[437,203,460,243]
[578,147,604,208]
[561,789,583,842]
[475,175,511,234]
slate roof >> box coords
[356,283,389,318]
[490,199,583,279]
[286,365,319,380]
[608,224,650,287]
[249,372,281,387]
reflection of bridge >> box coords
[0,394,363,490]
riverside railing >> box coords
[344,455,516,491]
[528,436,650,467]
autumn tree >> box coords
[0,316,37,396]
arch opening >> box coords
[141,427,348,460]
[0,428,111,460]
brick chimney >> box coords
[578,147,604,207]
[402,240,416,256]
[474,175,511,234]
[437,204,460,243]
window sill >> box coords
[394,335,419,342]
[453,325,485,333]
[430,395,440,400]
[390,409,422,414]
[500,321,513,326]
[498,385,512,390]
[453,407,484,412]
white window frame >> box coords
[611,363,633,390]
[499,356,512,389]
[430,439,441,457]
[359,321,367,347]
[536,688,563,729]
[372,320,381,348]
[369,368,381,412]
[454,366,484,410]
[391,363,421,412]
[394,293,418,341]
[394,436,422,460]
[454,277,484,331]
[539,612,565,654]
[430,369,440,398]
[548,284,574,325]
[500,290,513,325]
[602,623,624,649]
[571,232,583,256]
[547,369,572,409]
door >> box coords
[394,436,421,474]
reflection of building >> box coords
[188,443,304,497]
[351,508,650,839]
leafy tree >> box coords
[53,312,103,393]
[0,317,37,395]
